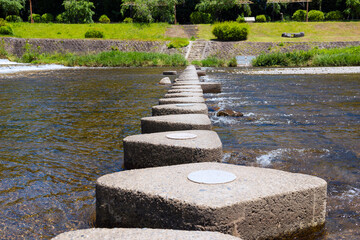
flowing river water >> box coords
[0,68,359,239]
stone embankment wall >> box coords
[2,37,360,60]
[0,37,188,57]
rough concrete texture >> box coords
[168,89,203,94]
[173,81,202,86]
[141,114,211,133]
[159,97,205,105]
[159,77,171,85]
[200,82,222,93]
[164,92,203,98]
[52,228,242,240]
[96,162,327,240]
[152,103,208,116]
[171,85,202,89]
[197,70,206,76]
[122,130,222,169]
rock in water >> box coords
[159,77,171,85]
[217,109,244,117]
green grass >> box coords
[4,22,174,41]
[17,50,188,67]
[252,45,360,67]
[197,22,360,42]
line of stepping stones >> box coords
[53,66,327,240]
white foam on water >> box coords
[0,59,22,65]
[0,63,71,74]
[256,148,306,166]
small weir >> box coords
[53,66,327,239]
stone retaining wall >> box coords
[0,37,188,57]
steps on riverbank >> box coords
[186,40,207,62]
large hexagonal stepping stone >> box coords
[171,85,202,89]
[152,103,208,116]
[159,97,205,105]
[123,130,222,169]
[168,88,203,94]
[96,162,327,239]
[52,228,242,240]
[141,114,211,133]
[164,92,203,98]
[173,82,221,93]
[173,81,203,86]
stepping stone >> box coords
[141,114,211,133]
[159,97,205,105]
[173,81,202,86]
[197,70,206,76]
[164,92,203,98]
[168,88,203,94]
[96,162,327,239]
[122,130,222,169]
[171,85,202,89]
[200,82,222,93]
[175,78,200,82]
[52,228,241,240]
[163,71,177,75]
[152,103,208,116]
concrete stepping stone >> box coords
[152,103,208,116]
[164,92,203,98]
[168,88,203,94]
[163,71,177,75]
[173,81,202,86]
[171,85,202,89]
[96,162,327,239]
[159,97,205,105]
[141,114,211,133]
[122,130,222,169]
[52,228,241,240]
[200,82,222,93]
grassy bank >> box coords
[5,22,174,41]
[252,45,360,67]
[198,22,360,42]
[16,50,188,67]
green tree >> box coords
[0,0,25,17]
[195,0,239,18]
[344,0,360,19]
[62,0,95,23]
[121,0,183,23]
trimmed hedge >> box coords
[42,13,54,23]
[85,29,104,38]
[99,15,110,23]
[212,22,249,41]
[28,14,42,23]
[5,15,22,22]
[292,10,306,22]
[256,15,266,22]
[123,17,133,23]
[0,26,13,35]
[190,11,213,24]
[325,11,343,21]
[308,10,324,21]
[236,16,245,23]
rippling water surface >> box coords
[1,68,359,239]
[0,68,170,239]
[205,71,359,239]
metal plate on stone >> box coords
[188,170,237,184]
[176,103,194,107]
[166,133,197,140]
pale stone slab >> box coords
[171,85,202,89]
[168,88,203,94]
[159,97,205,105]
[96,162,327,240]
[122,130,222,169]
[52,228,242,240]
[152,103,208,116]
[200,82,222,93]
[173,81,202,86]
[164,92,203,98]
[159,77,171,85]
[141,114,211,133]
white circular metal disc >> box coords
[188,170,236,184]
[166,133,197,140]
[176,103,194,107]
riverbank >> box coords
[231,66,360,75]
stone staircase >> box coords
[182,25,198,38]
[186,40,207,63]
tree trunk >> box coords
[29,0,34,23]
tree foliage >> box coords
[62,0,95,23]
[0,0,25,17]
[121,0,183,23]
[344,0,360,19]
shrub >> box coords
[228,57,237,67]
[212,22,249,41]
[167,39,189,49]
[0,26,13,35]
[308,10,324,21]
[5,15,22,22]
[99,14,110,23]
[42,13,54,23]
[325,11,343,21]
[292,10,306,22]
[123,17,133,23]
[28,14,42,23]
[236,15,245,23]
[196,56,226,67]
[56,13,65,23]
[256,15,266,22]
[85,29,104,38]
[190,11,213,24]
[0,18,7,27]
